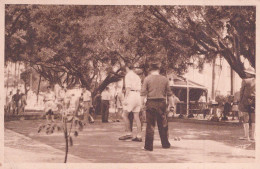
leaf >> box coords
[37,124,45,133]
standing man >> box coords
[56,86,67,113]
[140,60,174,151]
[101,87,111,123]
[119,65,142,142]
[43,86,56,122]
[81,88,94,123]
[12,89,21,115]
[238,67,255,141]
[114,87,125,122]
[5,91,13,114]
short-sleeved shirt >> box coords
[12,93,21,103]
[125,70,141,91]
[141,73,172,99]
[44,91,55,102]
[101,90,111,101]
[82,90,91,102]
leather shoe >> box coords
[142,147,152,151]
[132,137,142,142]
[162,144,171,149]
[119,135,132,140]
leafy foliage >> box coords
[5,5,255,94]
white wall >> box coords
[184,57,242,99]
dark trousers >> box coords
[101,100,109,122]
[145,99,170,151]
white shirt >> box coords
[125,70,141,91]
[198,95,206,103]
[169,80,174,86]
[82,90,91,101]
[44,91,55,101]
[101,90,111,101]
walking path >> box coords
[4,129,85,164]
[4,119,255,164]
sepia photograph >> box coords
[1,0,258,168]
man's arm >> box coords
[140,78,148,109]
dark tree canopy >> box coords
[5,5,255,95]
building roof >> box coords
[167,74,207,90]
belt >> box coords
[147,98,166,101]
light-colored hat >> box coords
[244,67,255,75]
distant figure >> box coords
[5,91,13,114]
[12,89,21,115]
[101,87,111,123]
[114,88,125,122]
[238,67,255,141]
[169,78,174,86]
[56,86,67,113]
[210,101,220,122]
[231,92,240,120]
[68,93,79,115]
[222,96,232,121]
[81,88,94,124]
[43,86,56,122]
[168,94,180,117]
[198,92,207,118]
[198,92,207,103]
[20,93,27,114]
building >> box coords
[183,56,242,100]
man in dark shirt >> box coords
[140,60,174,151]
[12,89,21,115]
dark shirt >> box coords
[141,74,172,99]
[223,102,232,114]
[12,93,21,103]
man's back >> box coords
[125,70,141,91]
[141,74,171,99]
[12,93,20,103]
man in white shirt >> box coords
[81,88,94,123]
[44,86,56,122]
[119,65,142,142]
[101,87,111,123]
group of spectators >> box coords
[43,85,95,123]
[5,89,27,115]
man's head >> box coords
[125,63,134,73]
[16,89,20,94]
[149,60,161,71]
[47,86,51,91]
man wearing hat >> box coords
[140,59,174,151]
[238,67,255,141]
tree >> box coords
[5,5,255,96]
[146,6,255,78]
